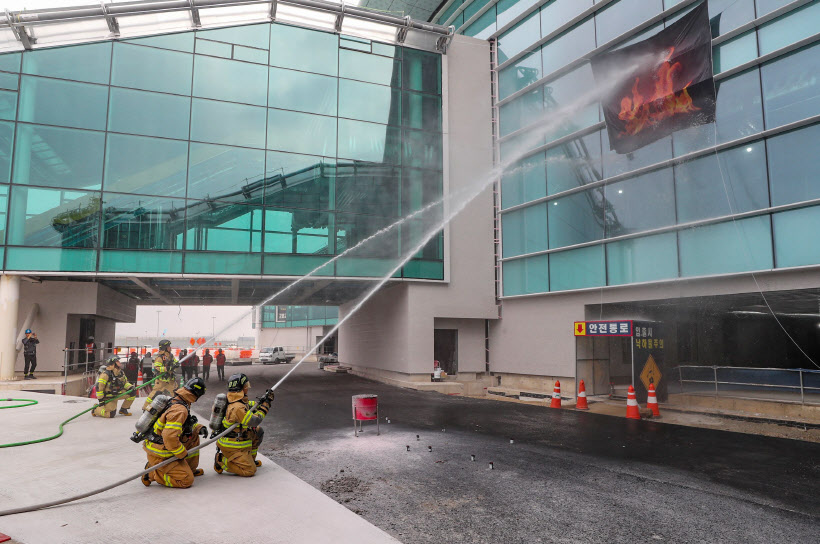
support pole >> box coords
[0,275,21,380]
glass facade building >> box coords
[259,305,339,328]
[434,0,820,296]
[0,21,444,279]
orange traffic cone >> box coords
[647,383,660,418]
[576,380,589,410]
[136,369,144,397]
[626,385,641,420]
[550,380,562,408]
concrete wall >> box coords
[434,318,485,374]
[14,281,136,374]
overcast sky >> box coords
[116,305,255,341]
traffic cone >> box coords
[576,380,589,410]
[626,385,641,420]
[550,380,561,408]
[647,383,660,418]
[136,369,144,397]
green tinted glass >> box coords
[270,24,338,76]
[188,143,265,202]
[108,87,191,140]
[102,193,185,250]
[267,109,337,156]
[99,250,183,273]
[191,99,266,148]
[269,67,337,116]
[340,49,401,86]
[194,55,267,106]
[5,247,97,272]
[338,79,400,125]
[13,124,104,190]
[338,119,401,164]
[112,43,193,95]
[22,42,111,84]
[104,134,188,197]
[264,209,331,254]
[19,76,108,130]
[8,186,100,247]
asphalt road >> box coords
[195,363,820,544]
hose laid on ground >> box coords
[0,422,240,517]
[0,398,38,409]
[0,376,159,449]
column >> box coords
[0,274,20,380]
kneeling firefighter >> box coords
[212,373,273,477]
[142,339,178,411]
[136,377,208,488]
[92,356,136,418]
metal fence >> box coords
[673,366,820,405]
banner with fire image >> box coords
[591,2,716,154]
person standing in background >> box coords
[191,350,200,379]
[216,349,226,381]
[202,348,213,381]
[22,329,39,380]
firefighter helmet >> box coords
[183,377,207,399]
[106,356,121,367]
[227,373,249,392]
[158,339,171,350]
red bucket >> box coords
[352,394,378,421]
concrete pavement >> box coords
[0,391,399,544]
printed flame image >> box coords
[617,47,699,137]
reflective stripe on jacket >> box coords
[96,367,132,400]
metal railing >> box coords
[674,365,820,406]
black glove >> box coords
[126,387,136,396]
[264,390,275,403]
[198,427,208,438]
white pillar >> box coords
[0,274,21,380]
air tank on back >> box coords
[209,393,228,437]
[130,394,171,443]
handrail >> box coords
[673,365,820,405]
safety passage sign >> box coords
[573,320,633,336]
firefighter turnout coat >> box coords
[216,391,271,477]
[143,388,202,488]
[92,365,135,418]
[143,349,179,410]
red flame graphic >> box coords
[617,47,700,137]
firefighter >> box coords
[142,339,179,411]
[92,356,136,417]
[141,378,208,488]
[214,373,274,477]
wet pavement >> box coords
[196,363,820,543]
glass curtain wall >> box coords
[0,23,444,279]
[440,0,820,295]
[260,305,339,328]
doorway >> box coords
[434,329,458,375]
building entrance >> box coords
[434,329,458,375]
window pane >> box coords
[338,79,399,125]
[498,10,540,66]
[607,232,678,285]
[0,73,18,91]
[104,134,188,197]
[402,168,442,215]
[336,213,398,258]
[672,68,764,156]
[270,24,338,76]
[99,249,183,273]
[541,0,593,38]
[403,48,440,94]
[264,208,331,254]
[0,89,15,122]
[108,87,190,140]
[403,129,442,170]
[549,245,605,291]
[497,0,540,28]
[111,43,193,95]
[265,151,331,208]
[595,0,662,44]
[186,201,262,252]
[707,0,756,37]
[465,7,497,40]
[546,131,602,195]
[13,124,104,190]
[267,109,337,156]
[19,76,107,130]
[548,189,605,248]
[184,251,261,274]
[502,203,548,257]
[193,55,267,106]
[0,52,21,73]
[713,31,757,73]
[263,254,332,276]
[500,87,542,137]
[191,99,266,148]
[675,142,769,222]
[502,153,546,209]
[269,67,337,116]
[602,135,671,178]
[188,143,265,202]
[194,39,232,59]
[233,45,268,64]
[767,123,820,206]
[8,186,99,247]
[773,205,820,268]
[125,32,194,53]
[541,19,595,76]
[402,91,441,132]
[5,246,97,272]
[758,1,820,55]
[336,162,399,217]
[340,49,401,88]
[0,185,7,243]
[499,49,542,99]
[755,0,792,16]
[543,64,598,142]
[605,169,675,238]
[197,24,270,49]
[22,42,111,85]
[503,254,549,295]
[0,121,12,183]
[761,44,820,129]
[338,119,401,164]
[679,215,773,277]
[102,193,184,250]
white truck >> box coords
[259,346,295,364]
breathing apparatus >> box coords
[130,394,171,443]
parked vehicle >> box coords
[318,352,338,369]
[260,346,295,364]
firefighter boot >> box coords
[193,469,205,477]
[119,408,132,416]
[214,451,224,474]
[141,462,152,487]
